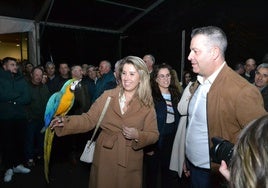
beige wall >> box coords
[0,42,21,60]
[0,41,28,61]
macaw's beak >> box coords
[70,80,82,91]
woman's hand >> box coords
[122,126,139,141]
[219,160,230,181]
[49,116,64,130]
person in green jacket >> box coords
[0,57,31,182]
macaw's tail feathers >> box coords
[44,128,55,183]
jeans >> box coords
[25,119,44,160]
[0,119,27,169]
[187,160,211,188]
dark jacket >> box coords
[46,75,57,94]
[68,78,92,115]
[154,96,180,148]
[84,77,96,104]
[92,70,116,102]
[261,86,268,111]
[48,75,70,94]
[26,81,50,120]
[0,68,31,120]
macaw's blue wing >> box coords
[44,92,62,127]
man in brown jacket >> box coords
[184,26,267,188]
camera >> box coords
[210,137,234,166]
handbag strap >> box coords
[89,96,111,143]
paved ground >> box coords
[0,140,223,188]
[0,156,190,188]
[0,158,225,188]
[0,136,91,188]
[0,135,224,188]
[0,157,91,188]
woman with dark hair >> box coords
[144,63,182,188]
[182,70,193,89]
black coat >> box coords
[261,86,268,111]
[154,96,180,149]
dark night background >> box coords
[1,0,267,77]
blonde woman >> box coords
[220,114,268,188]
[50,56,159,188]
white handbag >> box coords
[80,140,96,163]
[80,97,111,163]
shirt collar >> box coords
[197,61,226,85]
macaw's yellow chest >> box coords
[55,86,74,116]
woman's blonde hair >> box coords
[118,56,154,107]
[230,114,268,188]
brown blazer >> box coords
[55,87,159,188]
[206,64,267,145]
[189,64,267,172]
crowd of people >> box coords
[1,25,268,188]
[0,57,118,183]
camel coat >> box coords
[55,87,159,188]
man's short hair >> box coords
[2,57,17,65]
[45,61,55,68]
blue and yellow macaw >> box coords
[42,78,80,183]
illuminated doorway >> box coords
[0,32,28,62]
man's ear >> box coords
[212,47,220,60]
[2,64,7,70]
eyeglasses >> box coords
[157,74,171,79]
